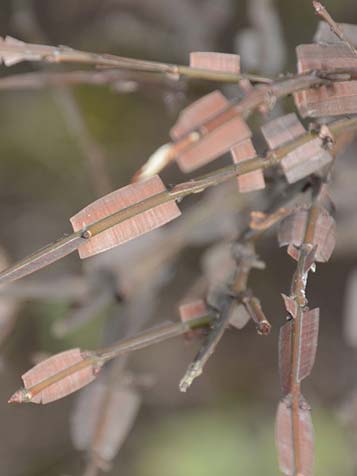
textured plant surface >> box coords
[1,1,357,476]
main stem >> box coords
[288,190,322,475]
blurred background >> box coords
[0,0,357,475]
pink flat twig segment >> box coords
[70,175,181,259]
[170,90,228,141]
[189,52,240,74]
[294,43,357,116]
[9,349,99,404]
[279,308,319,396]
[179,299,209,323]
[262,113,305,149]
[179,299,210,338]
[278,207,336,262]
[170,90,251,172]
[231,139,265,192]
[261,113,332,183]
[71,382,140,465]
[276,397,314,476]
[9,314,214,404]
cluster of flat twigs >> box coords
[1,2,357,475]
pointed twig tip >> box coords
[312,0,323,13]
[8,389,26,404]
[257,320,272,336]
[179,362,202,392]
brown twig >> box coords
[283,183,325,475]
[9,313,214,404]
[289,246,312,475]
[11,3,113,197]
[0,36,271,84]
[178,178,310,392]
[179,298,233,392]
[0,115,356,288]
[313,1,357,57]
[133,70,335,180]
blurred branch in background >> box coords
[12,0,113,197]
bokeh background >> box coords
[1,0,357,475]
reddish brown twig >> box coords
[0,115,355,288]
[313,1,357,57]
[0,36,271,84]
[276,180,335,476]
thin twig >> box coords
[286,183,324,475]
[178,181,308,391]
[9,314,214,404]
[0,36,272,84]
[0,115,356,287]
[179,298,233,391]
[133,70,333,180]
[313,1,357,57]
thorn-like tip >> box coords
[179,362,202,392]
[8,390,22,404]
[312,1,323,14]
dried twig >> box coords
[0,115,355,288]
[179,297,233,392]
[11,3,113,197]
[9,313,214,404]
[178,178,311,392]
[313,1,357,57]
[0,36,271,84]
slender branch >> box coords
[9,314,214,404]
[0,115,356,287]
[133,70,337,180]
[313,1,357,57]
[289,246,311,475]
[179,298,233,392]
[0,37,271,84]
[287,184,324,475]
